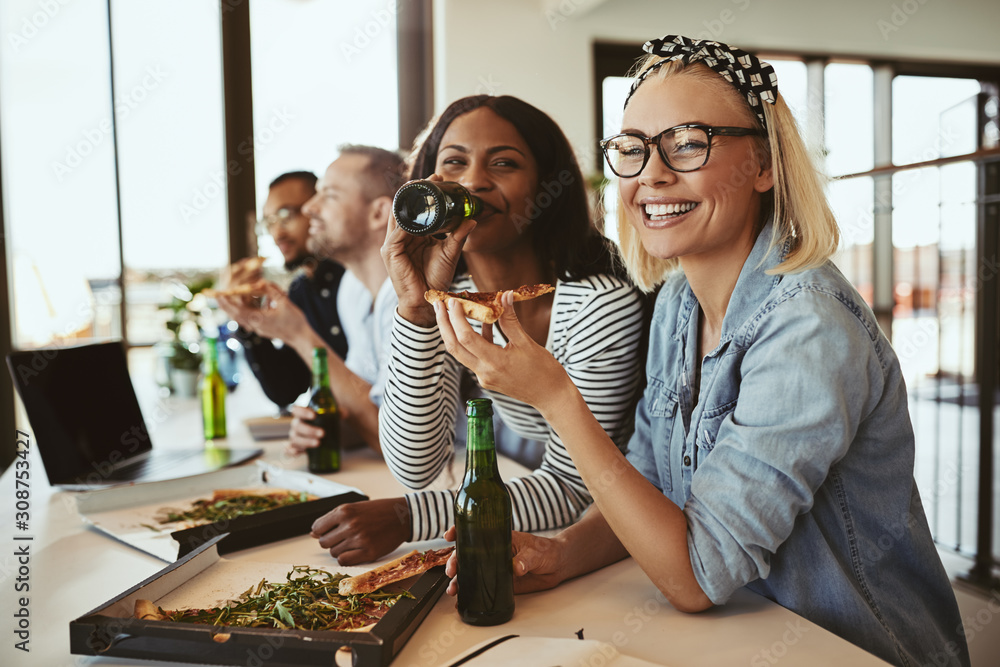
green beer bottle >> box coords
[306,347,341,473]
[391,180,483,236]
[454,398,515,625]
[200,337,227,440]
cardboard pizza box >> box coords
[74,461,367,561]
[69,535,449,667]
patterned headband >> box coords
[624,35,778,130]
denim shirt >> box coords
[626,223,969,667]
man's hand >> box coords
[215,258,267,329]
[311,498,411,565]
[286,405,322,457]
[442,526,566,597]
[222,257,265,289]
[240,283,307,343]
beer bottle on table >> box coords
[454,398,515,625]
[306,347,341,473]
[200,337,227,440]
[392,180,483,236]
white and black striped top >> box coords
[379,273,646,541]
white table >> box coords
[0,372,890,667]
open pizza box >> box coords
[69,535,449,667]
[74,461,367,561]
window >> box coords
[2,1,402,349]
[1,0,121,348]
[111,0,228,346]
[248,0,400,266]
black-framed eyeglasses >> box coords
[256,205,302,234]
[599,124,764,178]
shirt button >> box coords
[683,455,691,466]
[320,288,331,298]
[330,325,341,336]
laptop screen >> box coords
[7,341,153,485]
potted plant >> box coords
[156,276,215,397]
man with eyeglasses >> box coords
[217,146,405,455]
[219,170,349,411]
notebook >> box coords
[6,341,262,489]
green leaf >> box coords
[274,601,295,629]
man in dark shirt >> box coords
[219,171,349,409]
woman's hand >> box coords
[310,498,411,566]
[380,175,477,328]
[435,292,576,417]
[443,526,567,597]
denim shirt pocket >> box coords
[694,400,738,466]
[647,378,679,492]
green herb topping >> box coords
[158,566,414,632]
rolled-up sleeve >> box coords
[683,290,884,604]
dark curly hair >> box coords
[409,95,621,281]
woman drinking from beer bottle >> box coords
[308,95,648,566]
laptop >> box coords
[7,341,262,489]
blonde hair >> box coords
[615,56,840,292]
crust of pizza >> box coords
[134,599,165,621]
[424,283,554,324]
[338,546,455,596]
[209,488,317,502]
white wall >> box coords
[433,0,1000,171]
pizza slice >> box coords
[424,283,554,324]
[202,279,268,299]
[338,546,455,595]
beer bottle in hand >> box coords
[454,398,514,625]
[306,347,341,473]
[392,180,483,236]
[200,337,227,440]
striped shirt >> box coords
[379,273,646,541]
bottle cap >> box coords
[466,398,493,417]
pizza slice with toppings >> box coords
[424,283,554,323]
[338,546,454,595]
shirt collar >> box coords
[719,219,786,342]
[672,219,787,348]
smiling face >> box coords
[303,154,376,262]
[433,107,540,255]
[618,70,773,268]
[263,178,314,267]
